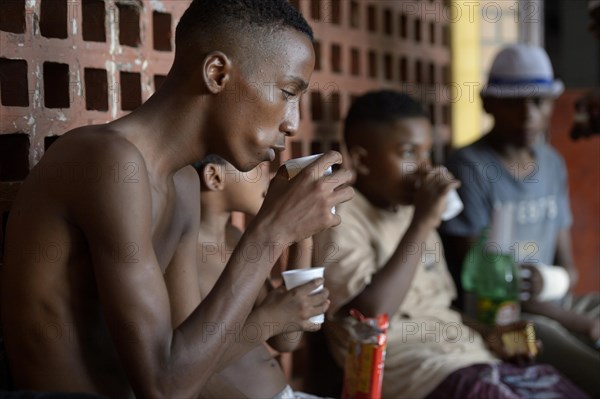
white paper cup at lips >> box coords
[441,189,464,221]
[531,264,571,302]
[281,267,325,324]
[283,154,335,214]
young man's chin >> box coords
[235,157,263,173]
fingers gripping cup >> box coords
[281,267,325,324]
[283,154,336,214]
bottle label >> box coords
[477,298,520,326]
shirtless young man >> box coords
[1,1,353,398]
[195,156,320,398]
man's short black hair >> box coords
[176,0,313,58]
[344,90,428,148]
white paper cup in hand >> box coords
[283,154,335,214]
[441,189,464,221]
[281,267,325,324]
[532,264,570,301]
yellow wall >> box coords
[450,0,482,148]
[450,0,522,148]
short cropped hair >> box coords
[344,90,428,148]
[175,0,313,63]
[192,154,226,174]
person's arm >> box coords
[254,237,314,306]
[71,146,352,398]
[522,299,598,340]
[552,153,578,287]
[287,237,314,270]
[554,228,579,288]
[344,167,459,318]
[521,231,597,341]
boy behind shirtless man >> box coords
[1,1,353,397]
[195,156,325,399]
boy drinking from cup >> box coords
[194,156,329,399]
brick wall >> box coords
[0,0,186,168]
[291,0,452,165]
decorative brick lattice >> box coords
[292,0,452,162]
[0,0,451,174]
[0,0,187,171]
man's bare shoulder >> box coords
[42,125,146,169]
[174,166,200,203]
[36,126,149,196]
[24,126,153,231]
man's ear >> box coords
[201,164,225,191]
[202,51,232,94]
[349,145,370,176]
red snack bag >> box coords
[342,309,389,399]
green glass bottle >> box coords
[462,205,520,326]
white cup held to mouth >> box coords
[441,189,464,221]
[281,267,325,324]
[283,154,336,214]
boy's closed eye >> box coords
[397,145,416,159]
[396,145,429,160]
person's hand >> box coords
[412,166,460,229]
[253,278,330,336]
[484,321,541,365]
[254,151,354,244]
[520,264,544,302]
[483,327,507,359]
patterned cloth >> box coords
[424,363,589,399]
